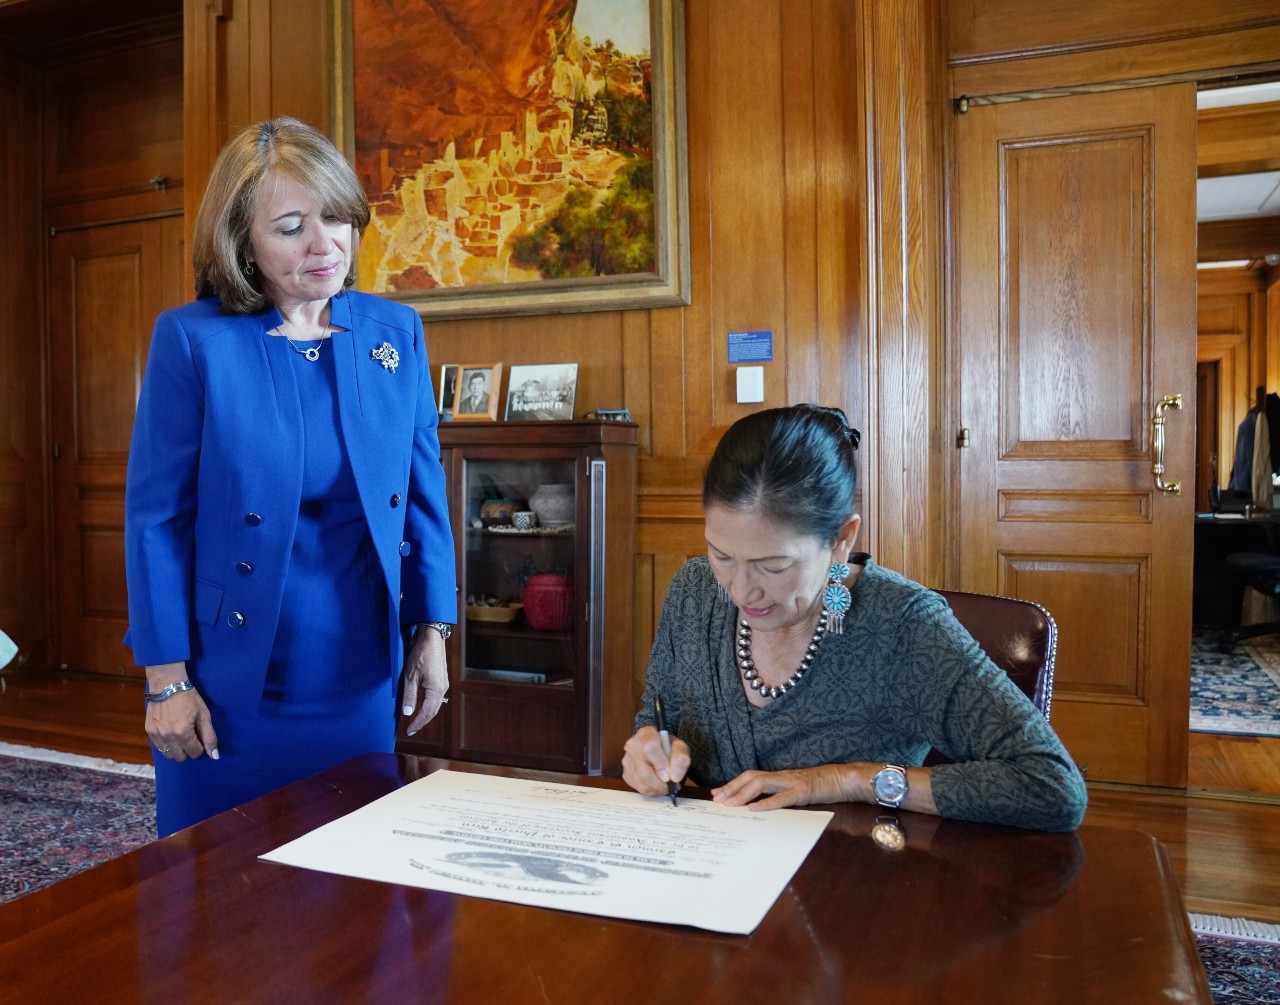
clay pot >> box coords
[479,498,520,527]
[529,484,574,527]
[522,573,574,631]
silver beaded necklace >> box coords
[736,610,829,699]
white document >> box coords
[260,769,832,934]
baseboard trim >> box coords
[0,741,155,778]
[1086,779,1280,806]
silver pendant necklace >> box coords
[282,323,329,362]
[736,611,828,699]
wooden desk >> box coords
[0,755,1210,1003]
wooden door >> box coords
[48,215,184,676]
[954,84,1197,787]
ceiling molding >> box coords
[1198,100,1280,177]
[1198,216,1280,262]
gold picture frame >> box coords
[449,363,503,422]
[331,0,689,321]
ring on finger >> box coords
[439,697,449,704]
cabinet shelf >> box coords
[476,526,575,537]
[463,620,573,642]
[462,671,577,694]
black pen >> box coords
[653,694,679,806]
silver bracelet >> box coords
[143,680,195,703]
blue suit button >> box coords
[244,513,262,526]
[236,562,254,576]
[399,541,411,557]
[390,493,402,507]
[227,611,246,628]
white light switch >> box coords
[736,366,764,403]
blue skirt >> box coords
[152,674,396,836]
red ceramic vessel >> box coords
[522,573,574,631]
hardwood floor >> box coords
[0,667,150,765]
[2,665,1279,923]
[1087,784,1280,923]
[1189,729,1280,793]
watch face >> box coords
[871,820,906,851]
[873,766,908,806]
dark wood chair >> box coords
[926,590,1057,766]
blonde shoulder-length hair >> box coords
[191,116,371,315]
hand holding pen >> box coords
[654,694,680,806]
[620,695,691,800]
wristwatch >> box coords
[871,815,906,852]
[872,763,909,808]
[421,622,452,641]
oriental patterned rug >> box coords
[0,743,155,904]
[1190,625,1280,737]
[1192,914,1280,1004]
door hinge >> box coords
[956,428,970,448]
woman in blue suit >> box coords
[124,118,457,836]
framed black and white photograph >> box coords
[504,364,579,421]
[437,364,459,419]
[451,363,503,422]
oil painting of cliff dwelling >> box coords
[339,0,689,318]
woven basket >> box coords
[522,574,574,631]
[466,603,523,623]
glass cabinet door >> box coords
[461,456,579,690]
[399,419,637,773]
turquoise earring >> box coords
[823,563,851,634]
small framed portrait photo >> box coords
[437,364,459,420]
[504,363,579,421]
[450,363,503,422]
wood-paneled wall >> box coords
[0,52,44,668]
[1197,268,1270,499]
[946,0,1280,98]
[1,0,1274,777]
[184,0,948,704]
[184,0,330,235]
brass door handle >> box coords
[1152,394,1182,495]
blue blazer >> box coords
[124,291,457,714]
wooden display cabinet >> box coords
[396,420,638,773]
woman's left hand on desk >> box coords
[712,764,853,811]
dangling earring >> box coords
[822,562,852,635]
[716,582,732,604]
[243,262,255,277]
